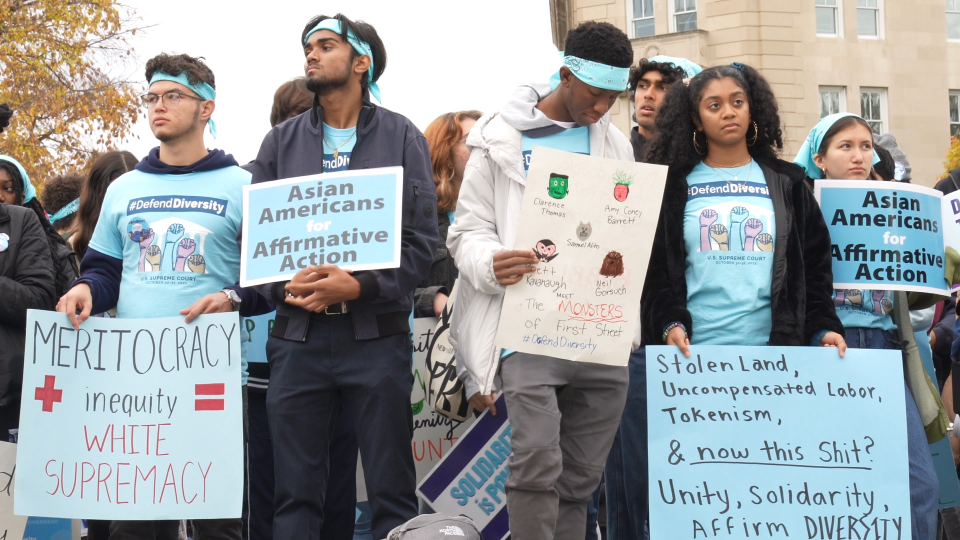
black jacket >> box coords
[631,127,647,163]
[414,211,458,317]
[0,204,56,405]
[641,157,843,346]
[246,100,439,341]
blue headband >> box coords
[48,198,80,225]
[647,55,703,79]
[793,112,881,179]
[549,53,630,92]
[0,155,36,203]
[304,19,381,103]
[148,72,217,139]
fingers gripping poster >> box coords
[495,147,667,365]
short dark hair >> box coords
[270,78,315,127]
[629,59,686,95]
[144,53,216,90]
[563,21,633,69]
[42,171,84,232]
[871,144,896,181]
[300,14,387,97]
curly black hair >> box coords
[871,143,895,181]
[629,59,687,95]
[42,171,84,232]
[145,53,215,90]
[564,21,633,69]
[301,14,387,98]
[0,104,11,133]
[645,63,784,171]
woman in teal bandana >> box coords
[795,114,944,540]
[0,156,77,297]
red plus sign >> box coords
[35,375,63,413]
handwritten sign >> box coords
[816,181,949,294]
[242,313,273,365]
[16,311,243,520]
[495,147,666,365]
[418,394,511,540]
[647,345,910,540]
[0,442,26,540]
[240,168,403,287]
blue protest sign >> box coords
[647,345,910,539]
[16,311,244,520]
[23,517,75,540]
[242,312,273,364]
[418,395,511,540]
[914,330,960,508]
[240,168,403,287]
[816,180,949,295]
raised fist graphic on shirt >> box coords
[699,209,718,251]
[161,223,185,271]
[872,290,887,314]
[880,298,893,314]
[845,289,863,308]
[834,289,846,306]
[145,244,162,271]
[710,224,729,251]
[130,228,155,272]
[729,206,749,251]
[743,218,764,251]
[756,233,773,252]
[175,237,197,272]
[188,254,206,273]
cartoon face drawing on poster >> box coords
[612,170,634,202]
[600,251,624,277]
[127,216,213,274]
[548,173,569,199]
[576,222,592,241]
[534,239,559,263]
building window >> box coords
[629,0,655,38]
[951,91,960,137]
[819,86,847,118]
[860,87,887,135]
[816,0,841,36]
[856,0,882,37]
[672,0,697,32]
[948,0,960,41]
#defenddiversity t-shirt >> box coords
[323,124,357,172]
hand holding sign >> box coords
[283,265,360,312]
[493,250,539,286]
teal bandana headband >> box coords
[647,55,702,79]
[549,53,630,92]
[304,19,382,103]
[793,112,881,179]
[49,198,79,225]
[0,155,36,203]
[148,71,218,139]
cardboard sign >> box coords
[418,395,511,540]
[647,345,911,539]
[16,311,243,520]
[240,168,403,286]
[495,147,667,365]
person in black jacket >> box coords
[244,14,438,539]
[0,202,55,438]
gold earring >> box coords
[693,130,707,156]
[747,121,759,147]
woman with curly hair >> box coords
[414,109,481,317]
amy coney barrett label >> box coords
[16,310,243,520]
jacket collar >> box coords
[0,203,9,224]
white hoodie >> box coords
[447,83,634,397]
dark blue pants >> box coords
[604,347,648,540]
[266,314,417,540]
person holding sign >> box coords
[56,53,264,540]
[795,113,949,540]
[244,14,438,540]
[448,21,634,540]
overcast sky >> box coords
[120,0,562,163]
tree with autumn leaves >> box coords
[0,0,142,187]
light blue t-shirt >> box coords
[521,125,590,173]
[684,161,776,345]
[323,124,357,172]
[88,166,251,382]
[832,288,896,331]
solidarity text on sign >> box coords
[816,180,950,294]
[16,311,243,520]
[647,345,910,540]
[240,167,403,287]
[495,147,667,365]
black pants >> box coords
[245,388,359,540]
[266,314,417,540]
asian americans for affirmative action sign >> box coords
[16,311,243,520]
[647,345,910,540]
[240,167,403,287]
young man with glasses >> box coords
[245,13,437,539]
[58,52,266,540]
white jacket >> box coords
[447,83,634,397]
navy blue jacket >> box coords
[245,100,438,341]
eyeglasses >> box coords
[140,91,204,108]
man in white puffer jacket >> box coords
[447,21,635,540]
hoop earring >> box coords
[693,130,707,156]
[747,121,759,147]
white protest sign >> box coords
[0,442,26,540]
[495,147,666,365]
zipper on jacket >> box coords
[411,184,420,221]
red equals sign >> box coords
[195,383,225,411]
